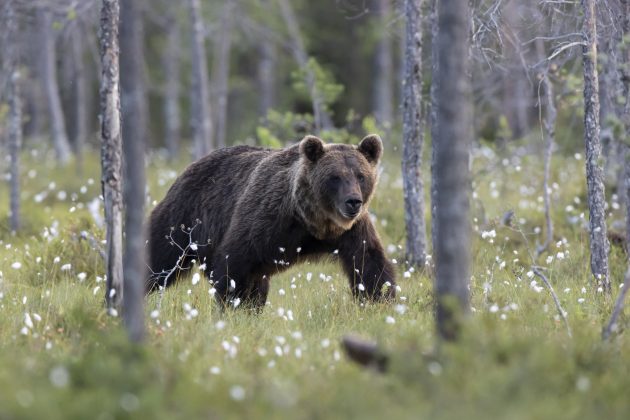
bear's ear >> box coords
[358,134,383,165]
[300,135,326,162]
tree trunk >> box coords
[278,0,331,132]
[6,1,21,232]
[118,0,147,342]
[212,0,235,149]
[433,0,471,341]
[619,0,630,249]
[38,6,72,164]
[120,0,147,156]
[402,0,427,268]
[257,1,277,118]
[581,0,610,293]
[71,22,88,173]
[537,73,556,257]
[162,9,181,160]
[430,0,440,254]
[373,0,394,127]
[188,0,213,160]
[99,0,124,309]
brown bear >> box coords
[147,134,396,309]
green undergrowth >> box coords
[1,144,630,419]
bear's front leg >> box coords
[211,253,269,311]
[338,215,396,301]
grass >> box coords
[1,142,630,419]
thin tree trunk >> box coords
[374,0,394,127]
[619,0,630,249]
[6,1,21,232]
[402,0,426,268]
[581,0,610,293]
[257,2,277,118]
[38,6,72,164]
[434,0,471,341]
[430,0,440,254]
[99,0,124,309]
[188,0,213,159]
[212,0,235,149]
[537,73,556,257]
[120,0,147,157]
[119,0,147,342]
[162,9,181,160]
[71,22,88,173]
[278,0,331,132]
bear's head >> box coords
[298,134,383,232]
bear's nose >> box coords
[345,198,363,215]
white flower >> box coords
[489,304,499,313]
[11,262,21,269]
[24,313,34,329]
[150,310,160,319]
[403,271,411,278]
[321,338,331,348]
[530,280,543,293]
[556,252,565,260]
[230,386,246,401]
[210,366,221,375]
[278,288,286,296]
[191,273,200,285]
[357,284,365,291]
[190,243,198,251]
[61,264,71,271]
[545,256,554,264]
[385,316,396,324]
[77,272,87,281]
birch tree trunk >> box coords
[162,9,181,160]
[430,0,440,253]
[278,0,331,132]
[38,6,72,165]
[6,1,21,232]
[434,0,471,341]
[537,73,557,256]
[619,0,630,248]
[99,0,124,309]
[188,0,213,160]
[373,0,394,127]
[581,0,610,293]
[257,7,277,118]
[120,0,147,156]
[212,0,235,149]
[71,22,88,172]
[402,0,427,268]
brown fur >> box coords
[147,134,396,309]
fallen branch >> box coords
[532,266,572,338]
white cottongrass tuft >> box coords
[191,273,201,285]
[11,262,21,269]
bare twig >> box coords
[532,267,572,338]
[78,230,107,260]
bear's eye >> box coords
[357,173,365,182]
[329,175,341,184]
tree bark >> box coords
[537,73,556,257]
[581,0,610,293]
[257,1,277,118]
[71,22,88,173]
[6,1,21,232]
[278,0,331,132]
[430,0,440,253]
[402,0,427,268]
[99,0,124,309]
[619,0,630,249]
[38,6,72,165]
[118,0,147,342]
[373,0,394,127]
[212,0,235,149]
[162,8,181,160]
[120,0,147,156]
[434,0,471,341]
[188,0,213,159]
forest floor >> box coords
[1,142,630,419]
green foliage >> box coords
[291,58,345,113]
